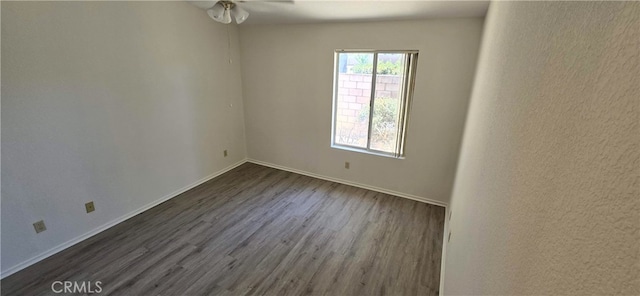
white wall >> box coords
[239,19,483,204]
[1,2,247,275]
[444,2,639,294]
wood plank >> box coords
[1,163,445,296]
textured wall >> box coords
[1,2,247,274]
[239,19,483,204]
[444,2,639,294]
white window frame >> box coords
[331,49,419,158]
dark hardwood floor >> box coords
[2,163,446,296]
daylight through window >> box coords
[331,50,418,158]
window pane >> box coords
[334,53,373,148]
[370,53,405,153]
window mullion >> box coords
[366,53,379,150]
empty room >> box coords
[1,1,638,295]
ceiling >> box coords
[190,1,489,25]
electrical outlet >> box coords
[224,150,228,157]
[33,220,47,233]
[85,201,95,213]
[345,162,350,169]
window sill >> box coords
[331,144,405,159]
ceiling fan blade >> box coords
[189,1,219,10]
[238,0,294,4]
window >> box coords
[331,50,418,158]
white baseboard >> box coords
[440,208,450,296]
[247,159,448,208]
[0,159,248,279]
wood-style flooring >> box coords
[2,163,445,296]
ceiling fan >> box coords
[192,1,294,25]
[207,1,250,24]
